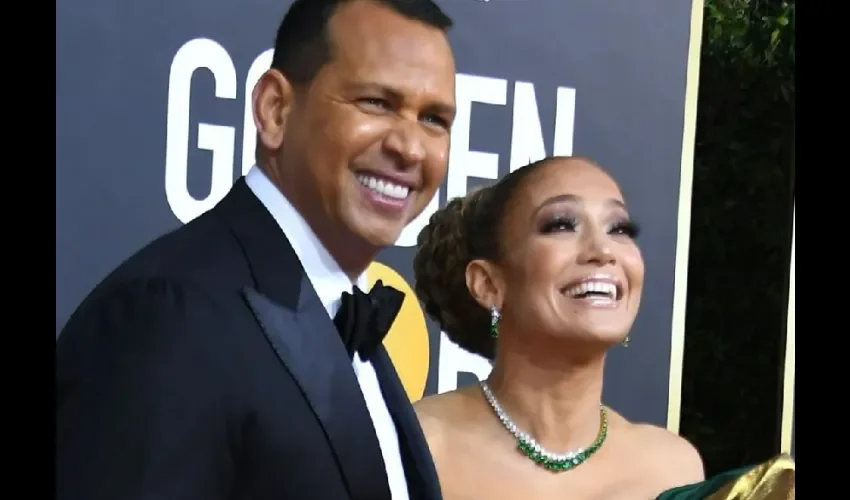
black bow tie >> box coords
[333,280,405,360]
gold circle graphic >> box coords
[367,261,430,401]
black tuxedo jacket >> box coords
[56,179,442,500]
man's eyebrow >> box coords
[422,101,456,119]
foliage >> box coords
[680,0,795,476]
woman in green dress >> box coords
[411,156,794,499]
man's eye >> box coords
[422,115,449,129]
[359,98,389,109]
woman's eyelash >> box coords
[540,217,640,239]
[611,220,640,239]
[541,216,578,233]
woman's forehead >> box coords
[516,159,624,212]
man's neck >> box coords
[264,164,376,282]
[329,235,377,282]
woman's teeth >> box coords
[566,281,618,300]
[357,174,410,200]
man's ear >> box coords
[252,69,294,151]
[466,259,504,312]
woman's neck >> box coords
[486,340,606,452]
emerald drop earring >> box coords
[489,305,501,339]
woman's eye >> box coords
[541,217,577,233]
[609,221,640,239]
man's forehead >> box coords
[325,2,455,102]
[330,0,448,46]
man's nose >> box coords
[383,120,427,168]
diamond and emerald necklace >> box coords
[480,380,609,472]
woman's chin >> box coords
[528,332,628,359]
[558,323,632,345]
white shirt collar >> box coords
[244,165,367,317]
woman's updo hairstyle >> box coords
[413,159,549,359]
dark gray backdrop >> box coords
[56,0,699,428]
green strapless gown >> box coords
[656,454,794,499]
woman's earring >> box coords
[489,305,501,339]
[622,335,630,347]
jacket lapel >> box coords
[372,348,443,500]
[215,180,392,500]
[242,283,392,500]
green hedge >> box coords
[680,0,795,475]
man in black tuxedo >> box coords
[55,0,457,498]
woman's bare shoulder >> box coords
[601,409,704,488]
[414,386,483,455]
[625,419,705,487]
[414,386,482,426]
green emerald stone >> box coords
[514,407,609,473]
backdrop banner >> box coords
[57,0,703,429]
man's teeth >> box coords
[357,175,410,200]
[567,281,618,300]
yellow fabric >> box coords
[705,454,795,500]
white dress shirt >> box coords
[245,165,410,500]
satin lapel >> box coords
[214,178,299,307]
[242,283,392,500]
[371,348,443,500]
[217,180,391,499]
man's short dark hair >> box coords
[271,0,453,84]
